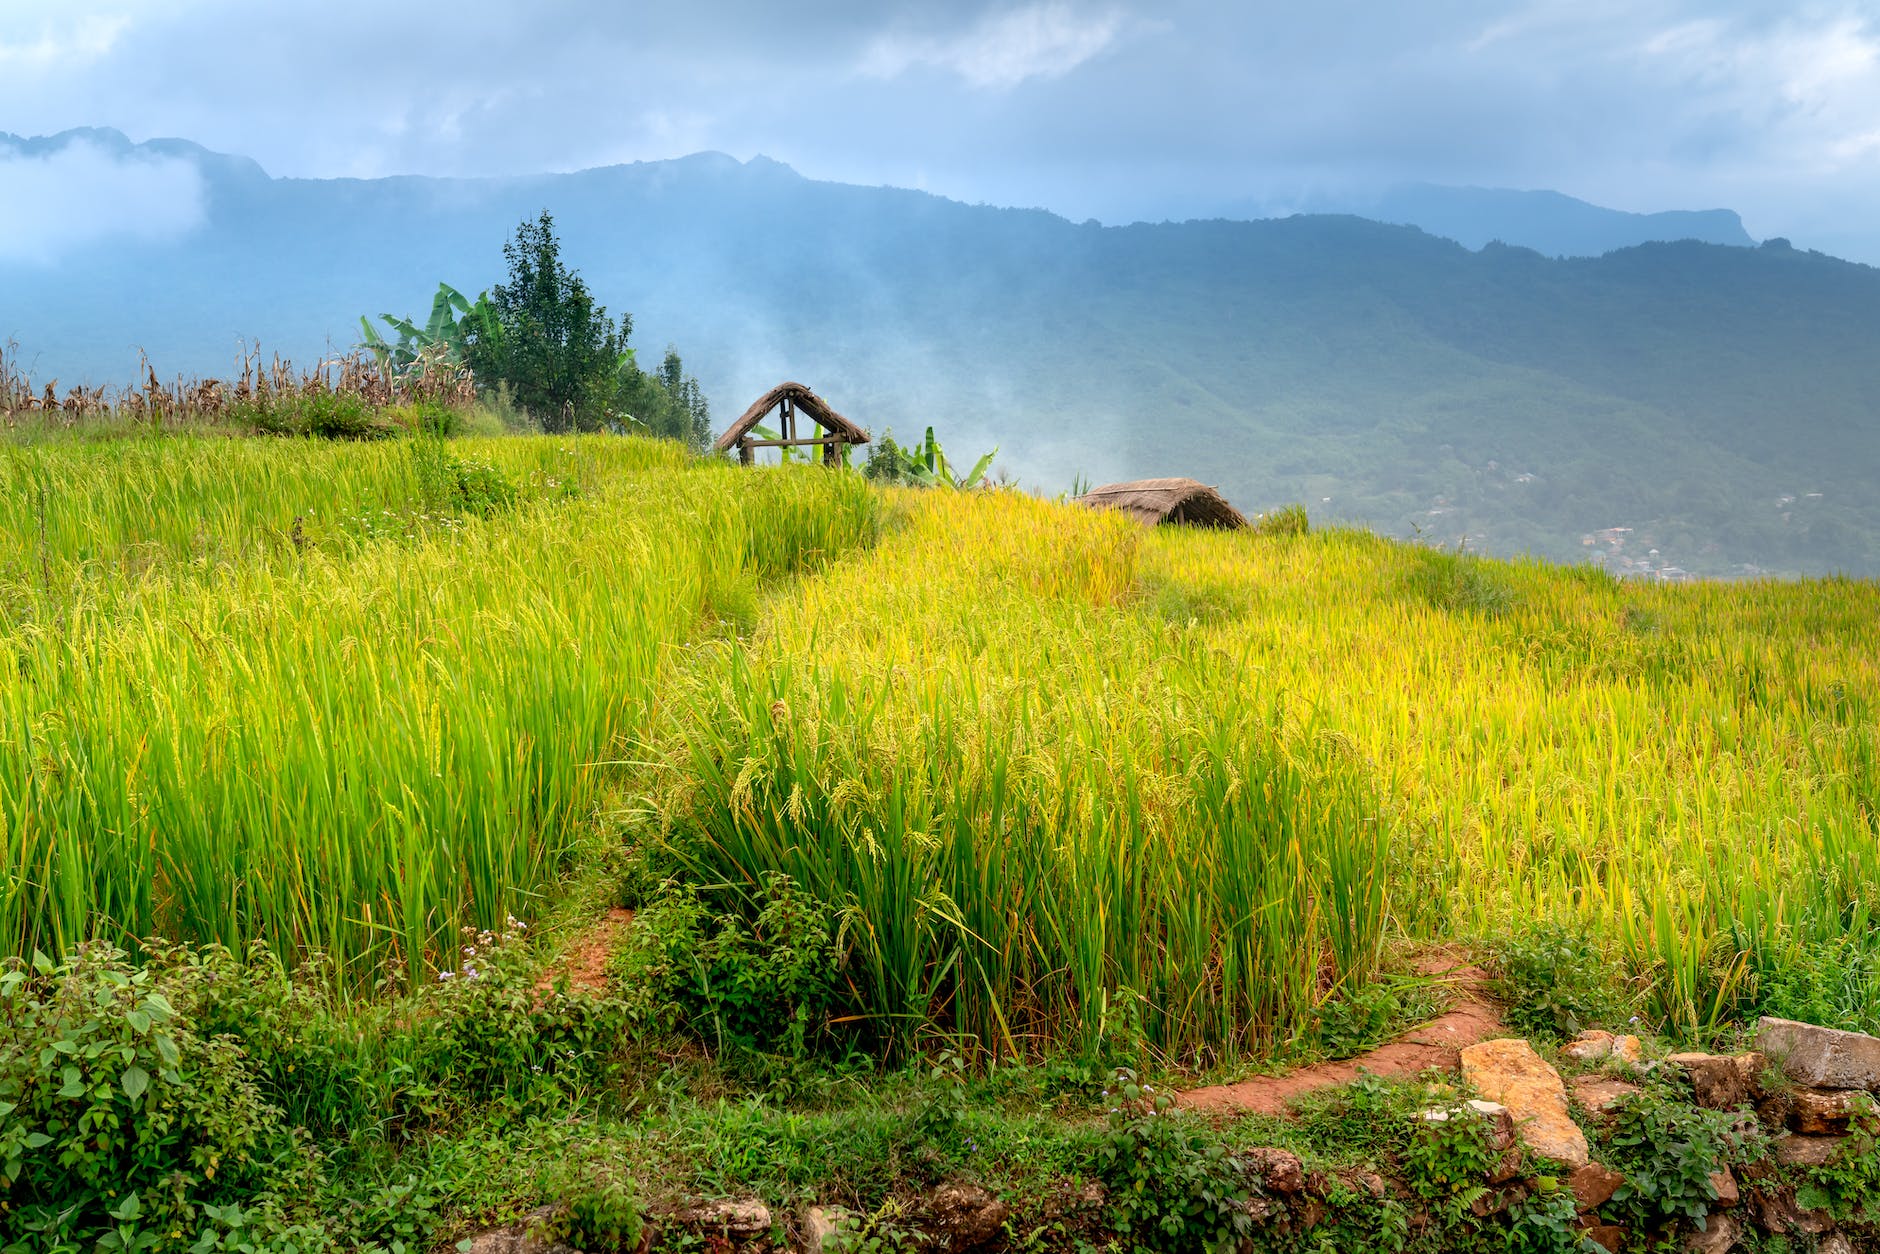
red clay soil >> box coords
[1180,962,1505,1116]
[539,907,634,993]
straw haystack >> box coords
[714,382,869,466]
[1075,477,1249,529]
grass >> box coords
[0,434,879,981]
[7,428,1880,1252]
[6,430,1878,1038]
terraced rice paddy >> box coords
[6,435,1877,1057]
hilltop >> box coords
[4,128,1879,574]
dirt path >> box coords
[1180,962,1504,1116]
[539,906,634,993]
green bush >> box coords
[1487,921,1630,1041]
[409,436,519,518]
[1601,1085,1755,1232]
[0,945,309,1253]
[1094,1067,1251,1252]
[1796,1092,1880,1221]
[616,873,845,1058]
[1251,503,1309,537]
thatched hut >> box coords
[713,382,869,466]
[1074,478,1249,529]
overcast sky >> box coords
[4,0,1880,261]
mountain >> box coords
[1274,183,1758,257]
[3,128,1877,576]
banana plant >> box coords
[360,282,500,374]
[901,426,996,489]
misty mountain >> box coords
[1307,183,1757,257]
[4,128,1877,576]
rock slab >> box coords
[1460,1038,1590,1167]
[1759,1016,1880,1090]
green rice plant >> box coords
[652,490,1394,1064]
[0,438,878,983]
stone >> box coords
[1563,1030,1645,1066]
[1579,1222,1629,1252]
[1760,1016,1880,1090]
[1750,1188,1833,1235]
[800,1206,849,1252]
[675,1197,771,1239]
[1245,1146,1305,1194]
[927,1182,1008,1250]
[1347,1170,1390,1199]
[466,1207,578,1254]
[1680,1213,1736,1254]
[1486,1146,1525,1185]
[1774,1134,1847,1168]
[1708,1169,1738,1208]
[1460,1038,1590,1167]
[1790,1087,1863,1135]
[1818,1235,1856,1254]
[1470,1182,1527,1218]
[1570,1075,1642,1121]
[1568,1163,1626,1213]
[1666,1052,1759,1110]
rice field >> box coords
[657,488,1880,1057]
[0,434,879,978]
[7,434,1877,1058]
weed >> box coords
[1487,923,1630,1042]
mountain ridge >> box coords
[3,129,1877,576]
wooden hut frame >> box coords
[713,382,870,467]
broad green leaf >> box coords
[121,1065,149,1101]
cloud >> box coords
[0,140,206,264]
[860,2,1125,89]
[0,12,130,71]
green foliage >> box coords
[409,435,522,518]
[1094,1068,1252,1252]
[461,211,627,433]
[1252,503,1310,538]
[1752,936,1880,1034]
[1601,1086,1754,1231]
[616,873,846,1059]
[613,345,712,451]
[862,426,996,489]
[529,1166,645,1251]
[0,945,306,1254]
[1501,1184,1584,1254]
[359,282,500,376]
[234,391,398,441]
[1405,547,1521,618]
[1302,978,1444,1061]
[1795,1093,1880,1221]
[1487,922,1629,1041]
[1400,1105,1495,1202]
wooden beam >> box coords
[741,436,859,450]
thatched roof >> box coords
[712,381,869,452]
[1075,478,1249,529]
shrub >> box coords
[1251,503,1309,537]
[409,436,518,517]
[1797,1092,1880,1221]
[0,945,307,1253]
[1094,1068,1251,1252]
[1487,921,1630,1041]
[1601,1085,1755,1232]
[616,873,846,1059]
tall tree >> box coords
[465,211,623,432]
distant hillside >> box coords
[3,128,1877,576]
[1284,183,1757,257]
